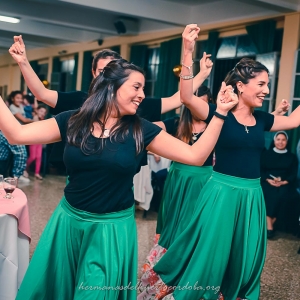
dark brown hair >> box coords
[224,58,269,93]
[67,59,145,155]
[92,49,122,74]
[176,86,212,144]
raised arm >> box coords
[271,104,300,131]
[180,24,210,120]
[160,51,213,114]
[9,36,58,108]
[147,82,238,165]
[0,96,61,145]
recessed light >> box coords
[0,15,20,24]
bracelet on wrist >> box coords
[179,74,194,80]
[181,60,194,76]
[214,111,228,121]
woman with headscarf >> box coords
[261,131,298,238]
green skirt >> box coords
[17,197,137,300]
[140,172,267,300]
[156,163,212,249]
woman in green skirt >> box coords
[143,85,214,275]
[138,24,300,300]
[0,55,238,298]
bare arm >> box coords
[160,52,213,114]
[179,25,210,120]
[0,96,61,145]
[9,35,58,108]
[13,113,33,124]
[271,105,300,131]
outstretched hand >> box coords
[216,82,238,114]
[9,35,27,63]
[182,24,200,54]
[199,52,213,75]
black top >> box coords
[260,148,298,183]
[205,104,274,179]
[54,110,162,213]
[49,91,162,165]
[163,116,213,166]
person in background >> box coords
[0,91,31,183]
[261,131,299,238]
[26,105,48,180]
[23,94,38,120]
[141,83,215,278]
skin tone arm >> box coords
[160,52,213,114]
[9,36,59,108]
[271,104,300,131]
[13,113,33,124]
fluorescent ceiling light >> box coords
[0,16,20,24]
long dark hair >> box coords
[67,59,145,155]
[224,58,269,93]
[176,86,212,144]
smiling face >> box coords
[237,70,269,108]
[274,133,287,150]
[115,71,145,116]
[37,107,47,120]
[12,93,23,107]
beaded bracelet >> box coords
[179,74,194,80]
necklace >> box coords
[192,132,199,141]
[103,129,110,137]
[244,125,249,134]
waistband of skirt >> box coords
[171,162,213,174]
[211,171,261,189]
[60,196,134,222]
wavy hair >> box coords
[176,86,212,144]
[224,58,269,93]
[67,59,145,155]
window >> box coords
[144,47,160,97]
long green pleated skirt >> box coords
[140,172,267,300]
[156,163,212,249]
[16,197,137,300]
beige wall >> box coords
[276,13,300,106]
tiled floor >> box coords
[19,175,300,299]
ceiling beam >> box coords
[0,19,103,42]
[0,0,118,35]
[58,0,192,26]
[253,0,299,11]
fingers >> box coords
[183,24,200,38]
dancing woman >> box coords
[139,24,300,300]
[155,85,213,239]
[0,59,237,299]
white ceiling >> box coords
[0,0,299,55]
